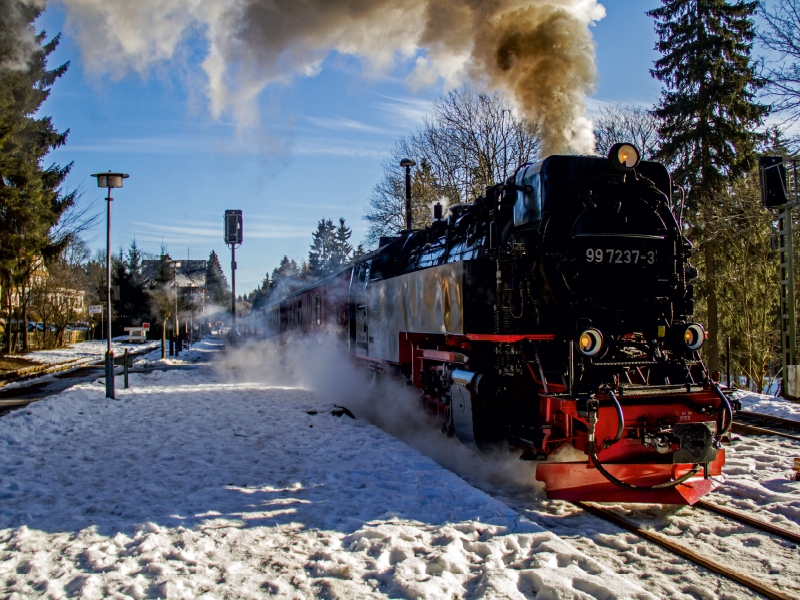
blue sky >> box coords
[38,1,666,293]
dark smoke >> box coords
[59,0,605,153]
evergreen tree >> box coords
[110,239,148,326]
[269,255,302,297]
[0,3,73,353]
[307,218,336,278]
[352,244,368,262]
[250,271,271,310]
[206,250,230,308]
[331,218,353,271]
[648,0,767,371]
[127,238,142,278]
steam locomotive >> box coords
[265,143,735,504]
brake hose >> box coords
[587,444,701,491]
[602,386,624,448]
[711,384,733,439]
[586,396,701,492]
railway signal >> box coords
[759,156,797,398]
[224,210,243,332]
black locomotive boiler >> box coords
[265,143,734,504]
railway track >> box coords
[575,500,800,600]
[733,410,800,441]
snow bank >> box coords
[0,338,652,599]
[735,390,800,421]
[21,339,160,365]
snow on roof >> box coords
[140,258,207,288]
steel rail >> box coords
[574,501,797,600]
[735,411,800,433]
[694,500,800,545]
[732,421,800,442]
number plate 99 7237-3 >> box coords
[585,248,655,265]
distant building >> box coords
[1,257,85,314]
[140,255,208,314]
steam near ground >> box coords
[52,0,605,154]
[215,331,545,496]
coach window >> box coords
[315,295,321,326]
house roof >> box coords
[141,259,207,288]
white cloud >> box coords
[291,137,390,158]
[130,220,310,244]
[373,95,433,128]
[304,115,392,134]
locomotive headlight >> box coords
[682,323,705,351]
[608,142,641,171]
[578,328,603,356]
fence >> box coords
[3,329,87,353]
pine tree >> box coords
[270,256,302,297]
[307,218,336,279]
[114,239,148,325]
[330,218,353,271]
[127,239,142,279]
[648,0,767,371]
[250,271,271,310]
[206,250,230,308]
[352,244,368,262]
[0,3,73,353]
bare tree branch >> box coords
[593,104,661,160]
[364,85,541,246]
[759,0,800,136]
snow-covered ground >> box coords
[0,336,798,599]
[20,339,160,366]
[736,390,800,420]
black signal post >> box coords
[759,156,797,397]
[224,210,243,332]
[91,170,129,399]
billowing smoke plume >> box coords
[58,0,605,154]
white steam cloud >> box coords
[215,331,545,495]
[57,0,605,154]
[1,0,47,70]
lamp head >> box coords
[91,171,129,188]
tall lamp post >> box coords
[400,158,416,231]
[91,170,129,399]
[170,260,182,355]
[224,210,243,334]
[189,283,198,347]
